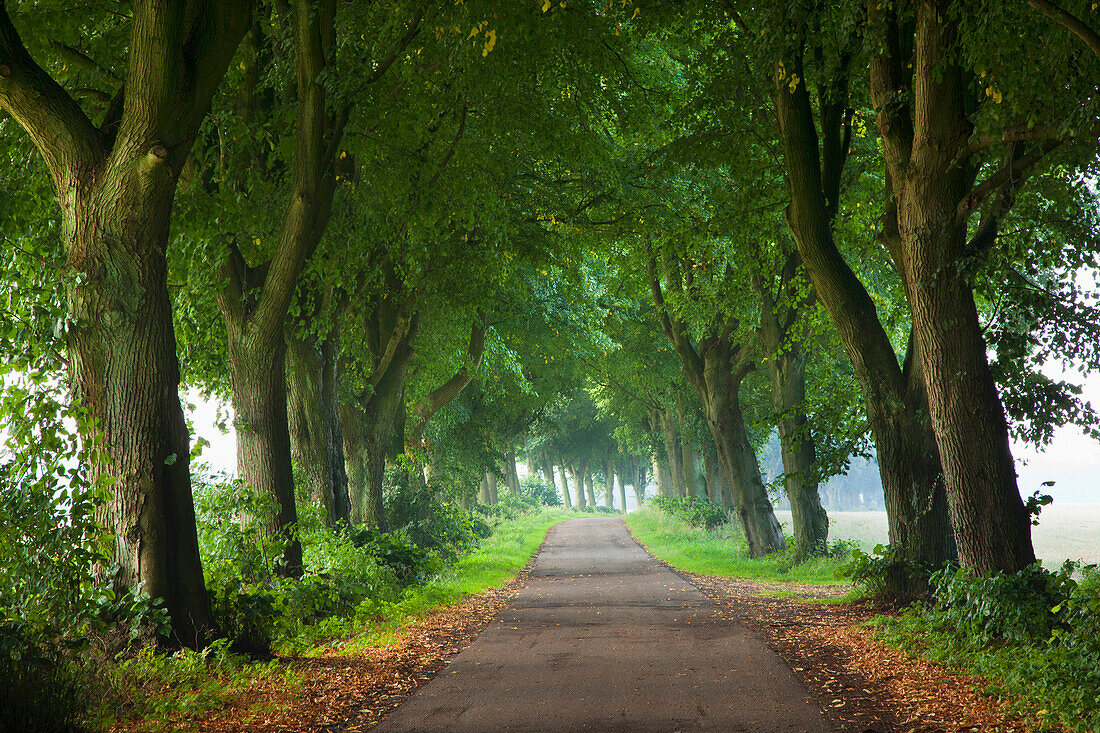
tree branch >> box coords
[0,2,103,183]
[1028,0,1100,57]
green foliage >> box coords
[874,564,1100,732]
[518,474,562,507]
[650,494,727,529]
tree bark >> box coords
[603,458,615,509]
[702,443,731,509]
[287,330,350,527]
[569,465,587,509]
[557,463,573,509]
[504,448,521,496]
[755,270,829,558]
[869,2,1034,573]
[635,459,648,506]
[657,409,686,497]
[584,471,597,507]
[617,472,628,513]
[341,342,409,529]
[479,474,491,504]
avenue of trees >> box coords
[2,0,1099,648]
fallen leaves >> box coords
[686,574,1047,733]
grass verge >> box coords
[625,505,851,586]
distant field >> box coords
[775,503,1100,568]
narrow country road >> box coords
[373,518,834,732]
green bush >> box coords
[650,495,727,528]
[518,475,561,506]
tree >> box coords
[0,0,250,646]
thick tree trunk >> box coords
[479,474,491,504]
[225,329,302,575]
[584,471,596,507]
[504,449,521,496]
[341,361,406,529]
[287,332,350,527]
[774,41,958,597]
[706,374,786,556]
[617,472,627,513]
[68,190,215,646]
[569,465,587,509]
[871,4,1034,573]
[487,472,499,504]
[654,456,672,497]
[681,435,703,500]
[702,444,731,509]
[635,461,648,506]
[557,464,573,509]
[658,410,686,497]
[0,0,251,649]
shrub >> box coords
[650,495,727,528]
[518,475,561,506]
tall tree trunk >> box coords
[702,443,730,509]
[341,353,407,530]
[681,434,703,500]
[0,0,251,648]
[487,471,499,504]
[584,471,597,507]
[657,410,686,497]
[287,331,350,527]
[225,326,302,574]
[635,460,648,506]
[706,370,786,556]
[870,2,1034,573]
[774,35,958,597]
[756,274,829,557]
[504,448,521,495]
[557,463,573,509]
[570,465,587,509]
[541,462,557,501]
[617,472,628,513]
[654,456,672,497]
[479,474,491,504]
[647,257,785,556]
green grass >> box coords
[625,505,851,586]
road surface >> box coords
[373,517,834,732]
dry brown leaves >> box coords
[685,574,1047,733]
[111,560,534,733]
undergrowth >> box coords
[871,563,1100,732]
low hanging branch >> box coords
[1028,0,1100,57]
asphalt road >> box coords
[373,517,834,732]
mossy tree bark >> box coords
[0,0,251,647]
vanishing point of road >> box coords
[374,518,835,732]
